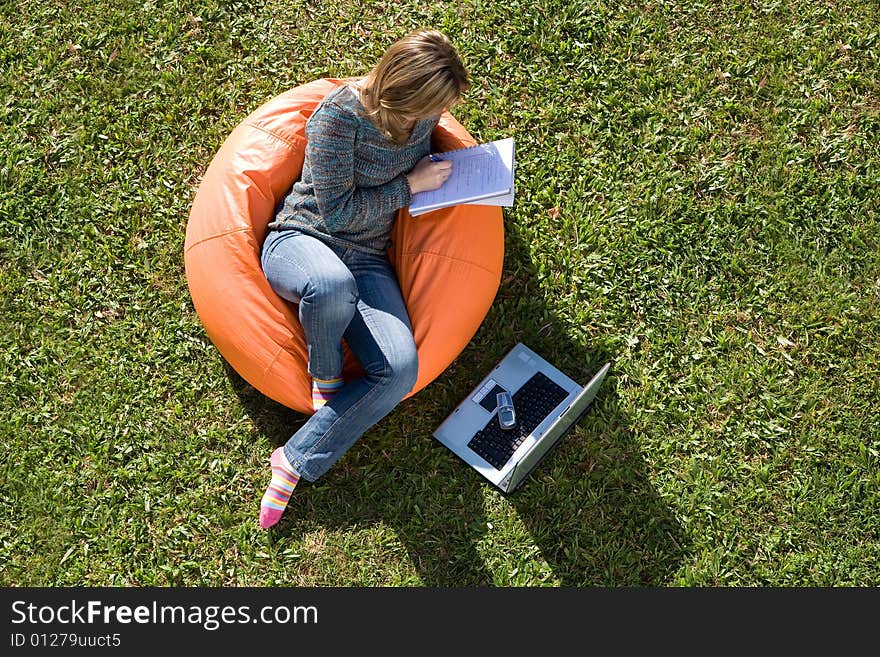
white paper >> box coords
[409,137,515,216]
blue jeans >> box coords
[260,229,419,481]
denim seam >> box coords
[296,354,391,467]
[265,250,355,378]
[291,317,412,476]
[292,375,389,478]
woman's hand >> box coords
[405,156,452,195]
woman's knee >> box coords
[306,266,358,309]
[380,339,419,397]
[263,245,357,310]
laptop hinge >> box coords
[498,469,515,492]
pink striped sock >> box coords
[259,447,300,529]
[312,376,344,411]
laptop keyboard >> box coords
[468,371,569,470]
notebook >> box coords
[408,137,515,216]
[433,343,610,493]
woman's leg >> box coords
[258,239,418,528]
[281,247,419,482]
[259,230,362,527]
[260,230,358,380]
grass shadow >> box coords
[492,218,690,585]
[224,212,688,586]
[223,360,494,586]
[506,366,689,585]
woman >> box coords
[258,30,470,528]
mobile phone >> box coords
[496,391,517,430]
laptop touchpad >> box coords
[472,378,508,413]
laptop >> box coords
[433,343,610,493]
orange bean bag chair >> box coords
[184,78,504,415]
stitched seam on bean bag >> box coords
[245,122,306,149]
[184,227,250,253]
[398,250,501,276]
[260,340,293,390]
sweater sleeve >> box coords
[305,102,413,232]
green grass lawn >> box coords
[2,0,878,586]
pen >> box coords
[429,154,443,162]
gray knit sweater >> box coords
[268,84,437,255]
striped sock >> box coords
[312,376,344,411]
[259,447,300,529]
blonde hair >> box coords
[359,30,469,144]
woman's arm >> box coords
[305,103,412,232]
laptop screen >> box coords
[508,363,610,491]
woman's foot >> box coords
[312,376,344,411]
[259,447,301,529]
